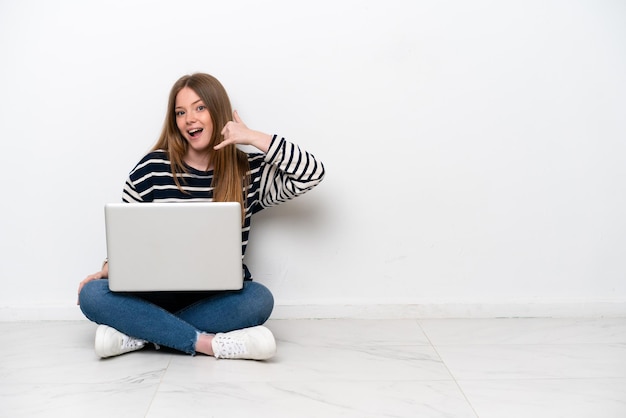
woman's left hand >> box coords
[217,110,272,153]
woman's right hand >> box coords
[77,263,108,305]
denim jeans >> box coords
[79,279,274,355]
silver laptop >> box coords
[105,202,243,292]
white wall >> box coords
[1,0,625,319]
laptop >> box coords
[104,202,243,292]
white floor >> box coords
[1,318,625,418]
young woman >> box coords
[77,73,325,360]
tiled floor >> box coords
[1,318,625,417]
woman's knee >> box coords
[245,281,274,323]
[78,279,110,319]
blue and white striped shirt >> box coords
[121,136,325,280]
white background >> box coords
[1,0,625,318]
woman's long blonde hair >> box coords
[152,73,250,221]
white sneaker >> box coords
[95,325,146,358]
[212,326,276,360]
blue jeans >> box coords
[79,279,274,355]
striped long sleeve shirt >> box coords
[121,135,326,280]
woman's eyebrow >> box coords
[175,99,203,110]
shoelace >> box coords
[215,336,247,358]
[120,335,145,351]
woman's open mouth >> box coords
[188,128,204,138]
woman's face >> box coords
[175,87,214,157]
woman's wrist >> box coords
[250,131,273,153]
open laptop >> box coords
[104,202,243,292]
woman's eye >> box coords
[197,105,206,111]
[175,110,185,117]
